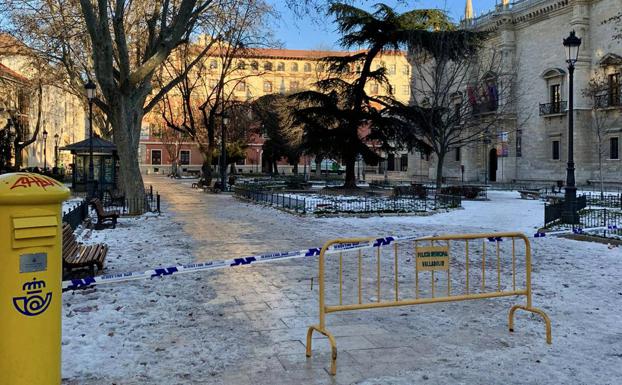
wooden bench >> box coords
[62,223,108,277]
[518,190,541,200]
[89,198,120,229]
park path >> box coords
[144,176,338,261]
[145,175,545,263]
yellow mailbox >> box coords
[0,172,70,385]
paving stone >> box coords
[347,346,419,364]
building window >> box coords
[550,84,561,112]
[264,62,273,71]
[290,81,300,92]
[608,73,620,106]
[291,62,298,72]
[455,147,461,162]
[355,65,362,73]
[610,137,619,160]
[151,150,161,165]
[387,153,395,171]
[180,150,190,165]
[235,81,246,92]
[237,60,246,70]
[388,64,396,75]
[402,65,409,75]
[250,61,259,71]
[401,85,410,95]
[400,154,408,171]
[516,129,522,157]
[370,83,379,95]
[277,62,285,71]
[316,63,324,72]
[209,59,218,69]
[552,140,560,160]
[304,63,311,72]
[263,80,272,93]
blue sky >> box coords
[271,0,499,49]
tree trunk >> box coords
[435,152,445,190]
[206,148,214,186]
[110,95,145,214]
[204,157,213,185]
[292,163,298,174]
[343,156,356,189]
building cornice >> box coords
[467,0,574,33]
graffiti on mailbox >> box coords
[9,174,60,190]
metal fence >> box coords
[234,187,461,215]
[71,184,161,215]
[544,195,587,227]
[62,199,88,230]
[234,187,307,213]
[583,192,622,209]
[579,209,622,229]
[100,188,161,214]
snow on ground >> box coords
[61,176,622,384]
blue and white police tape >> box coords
[63,227,609,292]
[62,235,411,291]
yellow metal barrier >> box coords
[305,232,552,375]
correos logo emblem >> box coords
[13,278,52,317]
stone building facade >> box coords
[408,0,621,186]
[0,34,87,171]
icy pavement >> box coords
[61,176,622,384]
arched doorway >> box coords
[488,149,498,182]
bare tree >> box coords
[393,41,527,188]
[158,120,189,177]
[156,0,273,185]
[582,74,621,198]
[2,0,233,212]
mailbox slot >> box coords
[12,216,58,249]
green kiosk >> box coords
[60,136,119,196]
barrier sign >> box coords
[416,245,449,271]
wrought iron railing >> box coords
[472,100,498,115]
[62,200,88,230]
[233,187,461,215]
[544,195,587,227]
[539,101,567,116]
[594,93,622,109]
[583,192,622,209]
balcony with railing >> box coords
[471,100,498,115]
[594,93,622,109]
[539,101,567,116]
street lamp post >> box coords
[562,30,581,224]
[85,80,96,199]
[42,129,48,172]
[54,133,60,168]
[221,113,229,191]
[255,148,260,174]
